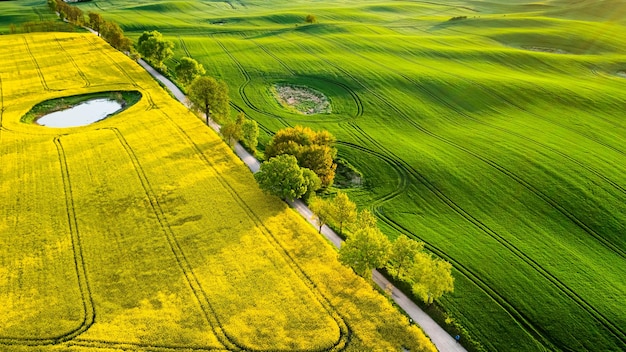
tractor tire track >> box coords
[0,137,97,346]
[86,36,140,88]
[33,8,44,22]
[248,36,364,119]
[300,34,626,260]
[352,35,626,195]
[211,34,290,129]
[178,36,192,58]
[410,26,626,157]
[293,37,626,347]
[104,127,237,351]
[23,36,50,91]
[54,36,90,88]
[70,338,223,351]
[161,113,352,351]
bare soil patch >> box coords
[272,84,331,115]
[617,71,626,78]
[522,45,568,54]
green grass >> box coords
[2,0,626,351]
[0,0,59,34]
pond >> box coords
[36,98,123,128]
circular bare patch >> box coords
[272,84,331,115]
[522,45,568,54]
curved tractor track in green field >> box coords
[287,31,626,351]
[52,0,625,350]
[213,34,362,125]
[205,27,625,350]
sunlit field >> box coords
[41,0,626,350]
[0,32,434,352]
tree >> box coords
[88,12,104,36]
[221,121,241,146]
[254,155,308,201]
[101,21,125,50]
[175,57,205,87]
[305,14,317,24]
[265,126,337,188]
[356,209,377,230]
[339,226,391,278]
[241,118,259,154]
[309,196,334,233]
[300,144,336,188]
[333,191,357,237]
[66,6,84,25]
[301,168,321,201]
[409,252,454,304]
[137,30,174,67]
[47,0,57,13]
[187,76,230,125]
[387,236,424,279]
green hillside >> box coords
[2,0,626,351]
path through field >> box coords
[140,53,465,352]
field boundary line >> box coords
[161,114,352,351]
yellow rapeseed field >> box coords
[0,32,436,352]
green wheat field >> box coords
[1,0,625,351]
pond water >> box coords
[36,98,123,128]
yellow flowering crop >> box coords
[0,33,435,352]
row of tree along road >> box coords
[46,0,455,317]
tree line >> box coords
[311,192,455,305]
[251,124,454,305]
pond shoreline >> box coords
[21,90,142,126]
